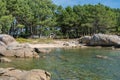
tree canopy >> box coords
[0,0,120,38]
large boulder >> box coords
[80,34,120,46]
[0,41,6,47]
[89,34,120,46]
[21,69,51,80]
[0,48,39,58]
[0,34,17,45]
[0,34,39,58]
[0,41,7,56]
[0,68,51,80]
[0,42,39,58]
[0,34,18,56]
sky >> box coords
[52,0,120,8]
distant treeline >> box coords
[0,0,120,38]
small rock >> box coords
[63,42,69,46]
[0,68,51,80]
[34,48,52,53]
[95,55,108,59]
[79,36,91,44]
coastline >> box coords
[28,40,86,49]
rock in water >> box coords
[22,69,51,80]
[0,68,51,80]
[95,55,109,59]
[0,48,39,58]
[34,48,52,54]
[0,44,39,58]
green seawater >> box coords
[0,48,120,80]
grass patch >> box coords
[16,38,33,43]
[16,38,54,44]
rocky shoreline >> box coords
[1,33,120,59]
[79,33,120,47]
[0,34,52,80]
[0,34,83,58]
[0,34,84,80]
[0,33,120,80]
[0,68,51,80]
[0,34,40,58]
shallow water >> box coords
[0,48,120,80]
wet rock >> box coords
[0,48,39,58]
[0,68,51,80]
[95,55,109,59]
[22,69,51,80]
[79,45,88,48]
[34,48,52,53]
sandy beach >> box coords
[29,40,81,48]
[29,40,66,48]
[29,43,64,48]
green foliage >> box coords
[56,4,120,37]
[17,24,24,28]
[0,15,13,33]
[0,0,120,38]
[16,38,54,44]
[0,0,7,17]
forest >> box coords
[0,0,120,38]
